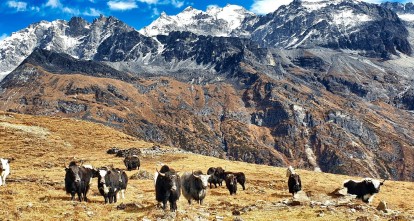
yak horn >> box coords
[156,168,165,177]
[192,170,200,178]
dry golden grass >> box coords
[0,111,413,221]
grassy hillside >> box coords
[0,111,413,220]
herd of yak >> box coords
[0,154,384,212]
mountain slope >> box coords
[0,111,413,220]
[0,16,134,80]
[243,0,411,58]
[137,0,413,58]
[381,2,414,46]
[1,45,414,181]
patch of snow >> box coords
[398,13,414,21]
[301,0,329,12]
[0,71,10,82]
[332,9,372,28]
[305,145,322,172]
[291,29,315,48]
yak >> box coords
[181,170,210,205]
[155,165,181,211]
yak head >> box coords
[364,178,384,194]
[192,171,210,190]
[157,167,179,192]
[65,161,81,183]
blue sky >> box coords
[0,0,410,41]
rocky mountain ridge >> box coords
[1,0,412,81]
[0,15,133,80]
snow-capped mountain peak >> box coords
[0,15,134,81]
[138,4,254,37]
[297,0,363,12]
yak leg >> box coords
[77,191,82,202]
[121,189,125,199]
[84,185,90,202]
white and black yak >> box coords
[96,167,128,204]
[181,170,211,205]
[286,166,302,196]
[343,178,384,203]
[155,165,181,211]
[64,161,94,202]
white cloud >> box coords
[171,0,184,8]
[83,8,102,16]
[31,6,40,12]
[0,34,8,42]
[250,0,287,15]
[151,7,160,17]
[137,0,159,4]
[108,0,138,11]
[7,1,27,11]
[45,0,61,8]
[150,0,185,7]
[63,7,80,15]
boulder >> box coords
[292,191,310,206]
[376,201,388,212]
[332,187,348,196]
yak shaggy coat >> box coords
[225,174,238,195]
[286,166,302,196]
[65,162,94,202]
[155,165,181,211]
[181,170,210,205]
[97,168,125,204]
